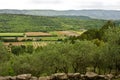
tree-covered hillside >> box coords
[0,14,106,32]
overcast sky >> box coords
[0,0,120,10]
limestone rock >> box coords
[9,76,16,80]
[67,73,80,80]
[16,74,32,80]
[51,73,68,80]
[105,74,114,80]
[85,72,98,79]
[39,76,51,80]
[0,76,7,80]
[30,77,38,80]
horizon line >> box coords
[0,9,120,11]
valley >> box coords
[0,13,120,80]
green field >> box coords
[40,37,65,41]
[0,30,83,42]
[0,30,84,47]
[0,33,24,37]
[24,41,33,45]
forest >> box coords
[0,14,107,32]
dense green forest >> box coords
[0,14,107,32]
[0,20,120,78]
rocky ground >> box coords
[0,72,120,80]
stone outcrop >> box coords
[16,74,32,80]
[115,74,120,79]
[30,77,38,80]
[85,72,98,79]
[105,74,114,80]
[39,76,51,80]
[51,73,68,80]
[0,72,120,80]
[67,73,80,80]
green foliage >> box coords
[0,36,120,76]
[11,46,25,55]
[11,45,34,55]
[0,61,15,76]
[102,27,120,74]
[0,19,120,77]
[73,20,117,41]
[26,45,34,53]
[0,14,106,32]
[101,20,116,30]
[69,41,97,73]
[78,29,100,40]
[0,42,10,62]
[99,20,116,40]
[102,27,120,43]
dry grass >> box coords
[4,42,24,46]
[4,41,47,48]
[25,32,52,37]
[57,31,80,36]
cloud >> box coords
[0,0,120,10]
[60,0,120,10]
[30,0,62,4]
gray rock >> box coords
[0,76,14,80]
[0,76,7,80]
[51,73,68,80]
[105,74,114,80]
[85,72,98,79]
[97,75,106,80]
[9,76,16,80]
[16,74,32,80]
[73,73,80,77]
[115,74,120,79]
[81,74,85,79]
[67,73,80,80]
[30,77,38,80]
[39,76,51,80]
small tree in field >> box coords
[26,45,34,54]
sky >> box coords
[0,0,120,10]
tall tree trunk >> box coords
[93,66,97,73]
[98,67,101,74]
[109,68,112,74]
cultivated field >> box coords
[1,30,85,48]
[57,31,79,36]
[0,33,24,37]
[25,32,52,37]
[4,41,49,48]
[49,30,84,36]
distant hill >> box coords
[0,14,106,32]
[0,9,120,20]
